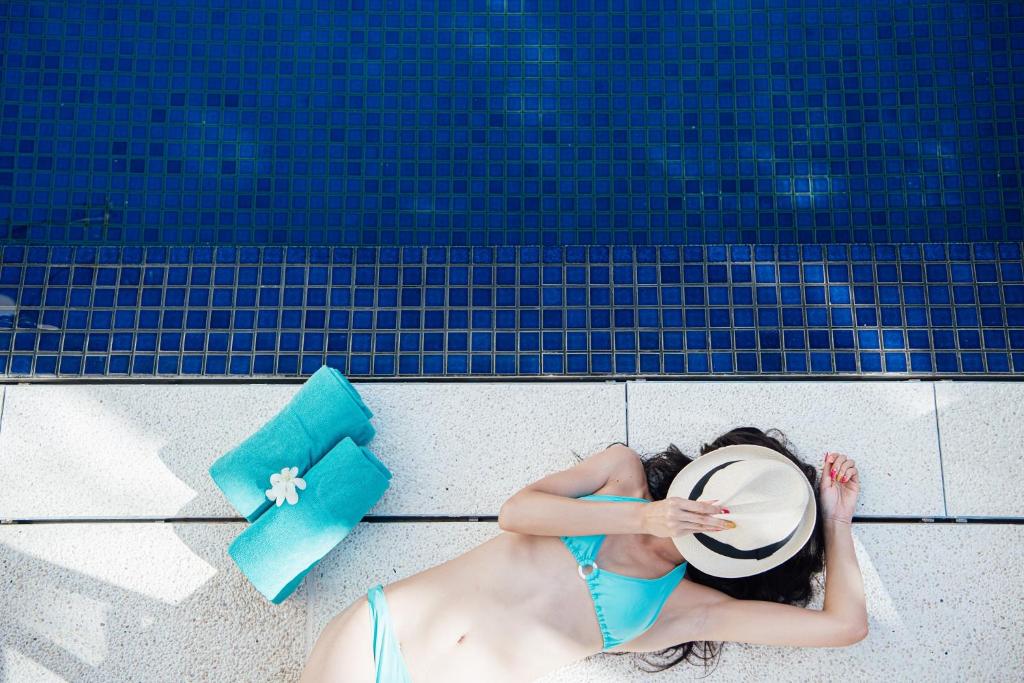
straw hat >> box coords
[667,444,817,578]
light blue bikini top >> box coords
[558,493,687,651]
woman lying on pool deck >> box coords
[300,426,866,682]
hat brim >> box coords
[667,444,817,579]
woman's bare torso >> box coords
[382,530,602,681]
[373,485,695,682]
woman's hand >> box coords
[640,497,735,538]
[820,451,859,524]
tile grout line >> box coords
[5,374,1024,386]
[623,381,630,446]
[932,382,950,517]
[304,563,315,662]
[4,516,1024,525]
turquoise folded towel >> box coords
[228,437,393,604]
[209,366,375,522]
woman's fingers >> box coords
[826,452,844,477]
[677,509,732,529]
[668,521,727,534]
[824,451,858,485]
[830,454,844,479]
[674,496,723,515]
[659,510,733,535]
[670,498,734,530]
[696,500,725,514]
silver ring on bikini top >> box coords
[577,560,598,580]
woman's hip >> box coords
[366,583,415,682]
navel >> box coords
[456,634,466,645]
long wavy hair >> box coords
[595,427,827,675]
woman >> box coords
[300,427,867,682]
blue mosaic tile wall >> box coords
[2,0,1023,246]
[2,242,1021,377]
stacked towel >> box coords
[228,437,393,604]
[209,366,376,522]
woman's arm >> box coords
[615,519,867,653]
[821,518,868,632]
[497,444,649,537]
[498,444,729,538]
[694,451,868,647]
[622,451,868,653]
[500,490,648,537]
[696,518,868,648]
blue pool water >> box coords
[0,1,1022,378]
[2,0,1022,246]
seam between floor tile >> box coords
[932,382,950,517]
[4,516,1024,525]
[624,381,630,446]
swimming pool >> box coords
[1,1,1022,376]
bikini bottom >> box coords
[366,583,414,683]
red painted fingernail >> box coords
[830,469,836,479]
[722,508,730,514]
[841,476,848,482]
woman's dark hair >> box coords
[605,427,826,675]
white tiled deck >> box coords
[1,381,1021,682]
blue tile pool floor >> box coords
[2,0,1023,246]
[2,2,1024,378]
[2,242,1021,377]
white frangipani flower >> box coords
[266,466,307,506]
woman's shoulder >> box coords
[598,446,650,499]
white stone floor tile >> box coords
[0,521,305,683]
[3,380,1018,683]
[4,521,1019,682]
[934,381,1024,517]
[0,383,626,519]
[0,384,302,519]
[626,381,945,516]
[356,383,627,515]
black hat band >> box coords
[687,459,801,561]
